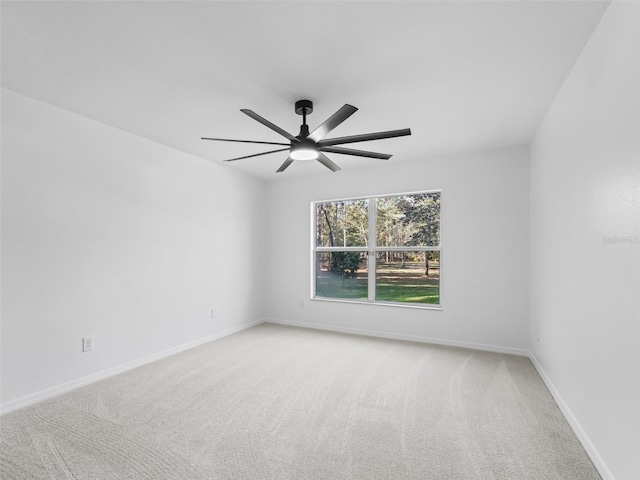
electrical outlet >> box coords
[82,337,93,352]
[299,300,305,309]
[211,308,217,319]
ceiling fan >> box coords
[202,100,411,173]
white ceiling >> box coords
[1,1,608,181]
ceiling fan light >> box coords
[290,147,318,161]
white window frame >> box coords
[311,190,442,310]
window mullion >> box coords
[315,246,368,252]
[368,197,376,302]
[372,246,441,252]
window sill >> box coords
[310,297,443,311]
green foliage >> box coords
[330,251,363,278]
[401,193,440,247]
[375,193,440,248]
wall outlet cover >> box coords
[82,337,93,352]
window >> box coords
[313,191,441,307]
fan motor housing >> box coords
[295,100,313,116]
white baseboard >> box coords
[0,320,262,416]
[529,354,614,480]
[263,317,530,357]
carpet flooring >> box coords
[0,323,600,479]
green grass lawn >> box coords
[316,261,440,304]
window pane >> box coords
[376,193,440,247]
[375,251,440,304]
[315,252,368,300]
[316,199,368,247]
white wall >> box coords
[0,89,265,410]
[263,146,530,353]
[530,2,640,479]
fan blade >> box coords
[318,128,411,147]
[307,104,358,142]
[240,109,298,142]
[316,153,341,172]
[276,157,294,173]
[201,137,289,146]
[319,146,391,160]
[223,148,289,162]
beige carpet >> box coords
[1,323,600,479]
